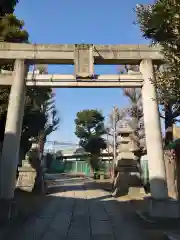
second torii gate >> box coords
[0,43,168,205]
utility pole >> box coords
[112,106,117,180]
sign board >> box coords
[74,44,94,79]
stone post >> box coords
[0,59,28,200]
[140,59,168,200]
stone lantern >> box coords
[116,125,138,171]
[113,124,141,195]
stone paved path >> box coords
[7,175,151,240]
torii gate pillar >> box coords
[0,59,28,203]
[140,59,168,200]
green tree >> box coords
[0,0,19,15]
[0,13,29,145]
[21,87,53,155]
[0,14,59,162]
[74,109,107,171]
[37,96,60,157]
[136,2,180,196]
[0,0,60,195]
[136,0,180,145]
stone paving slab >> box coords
[3,175,152,240]
[42,230,67,240]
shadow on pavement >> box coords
[0,176,180,240]
[0,195,156,239]
[46,175,141,198]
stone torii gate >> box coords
[0,43,167,204]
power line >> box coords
[45,141,79,146]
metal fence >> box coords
[49,159,112,177]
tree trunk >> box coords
[164,103,176,197]
[164,150,177,198]
[164,103,173,145]
[46,153,53,170]
[38,133,46,161]
[89,154,100,179]
[174,144,180,199]
[33,161,45,194]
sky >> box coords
[15,0,153,146]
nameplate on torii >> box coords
[74,44,94,79]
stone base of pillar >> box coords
[137,197,180,221]
[148,198,180,219]
[0,198,20,225]
[0,199,13,223]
